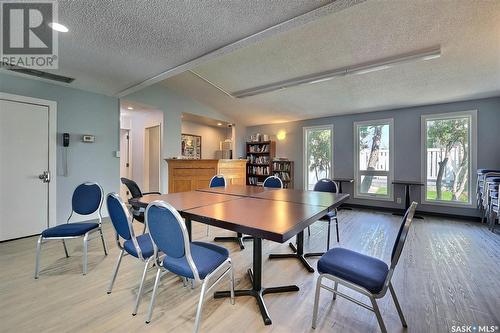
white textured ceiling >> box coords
[163,0,500,125]
[8,0,339,95]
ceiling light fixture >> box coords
[127,106,133,110]
[217,122,223,126]
[48,22,69,32]
[231,46,441,98]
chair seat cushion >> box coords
[319,210,337,221]
[42,222,99,237]
[162,241,229,279]
[123,234,154,259]
[318,247,389,294]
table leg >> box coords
[213,232,251,250]
[337,181,352,211]
[214,237,299,325]
[185,218,192,241]
[268,231,315,272]
[393,184,424,219]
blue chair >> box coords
[263,175,283,188]
[145,200,235,332]
[477,170,500,219]
[206,175,226,236]
[35,182,108,278]
[312,202,417,333]
[106,193,155,316]
[481,174,500,222]
[309,179,340,251]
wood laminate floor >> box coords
[0,209,499,333]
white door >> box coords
[0,99,50,241]
[119,129,131,199]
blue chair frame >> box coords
[312,202,417,333]
[263,175,283,189]
[206,175,226,236]
[34,182,108,278]
[145,200,235,332]
[106,193,155,316]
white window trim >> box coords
[354,118,394,201]
[420,110,477,208]
[303,124,334,191]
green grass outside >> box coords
[426,190,468,202]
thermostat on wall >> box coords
[82,135,95,143]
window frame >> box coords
[353,118,394,201]
[420,110,477,208]
[303,124,334,191]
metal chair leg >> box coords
[370,296,387,333]
[326,219,331,251]
[193,279,209,333]
[311,275,324,329]
[145,268,162,324]
[107,249,124,294]
[335,217,340,243]
[308,226,311,236]
[332,281,338,300]
[229,262,235,305]
[133,259,151,316]
[389,282,407,328]
[34,236,43,279]
[62,239,69,258]
[99,229,108,255]
[83,233,89,275]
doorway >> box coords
[0,93,57,241]
[144,125,161,192]
[119,129,131,199]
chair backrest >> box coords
[263,175,283,189]
[120,177,143,198]
[106,193,132,241]
[106,192,146,259]
[146,200,200,279]
[390,202,417,269]
[72,182,103,216]
[313,178,338,193]
[210,175,226,188]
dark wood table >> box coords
[182,197,330,326]
[332,177,354,210]
[197,184,276,197]
[392,180,424,219]
[130,191,240,240]
[252,189,350,272]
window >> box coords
[354,119,393,200]
[303,125,333,191]
[421,111,476,206]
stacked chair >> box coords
[477,169,500,232]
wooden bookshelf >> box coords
[272,160,294,189]
[246,141,275,186]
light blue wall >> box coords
[1,72,120,222]
[247,97,500,217]
[124,83,244,192]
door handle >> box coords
[38,171,51,183]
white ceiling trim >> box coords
[116,0,366,97]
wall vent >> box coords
[1,62,75,83]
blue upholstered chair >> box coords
[310,179,340,248]
[263,175,283,189]
[35,182,108,278]
[481,174,500,222]
[106,193,155,316]
[145,200,235,332]
[312,202,417,333]
[477,170,500,219]
[484,178,500,231]
[206,175,226,236]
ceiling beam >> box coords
[116,0,366,97]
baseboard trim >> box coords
[342,203,482,222]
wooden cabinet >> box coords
[166,159,246,193]
[218,159,246,186]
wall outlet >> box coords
[396,197,402,204]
